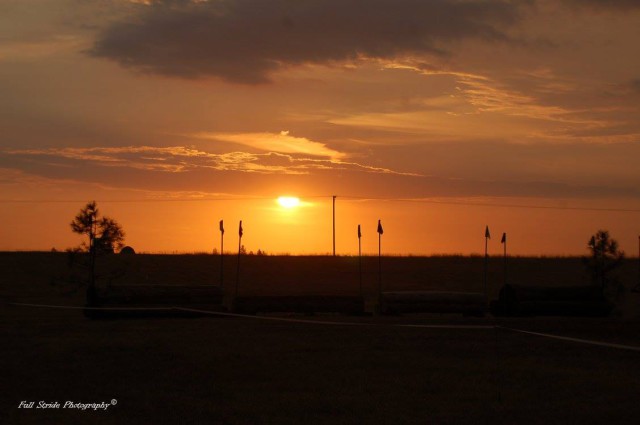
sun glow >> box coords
[277,196,300,209]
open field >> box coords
[2,252,640,424]
[3,251,640,298]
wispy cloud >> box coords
[4,142,640,201]
[0,166,246,202]
[3,145,417,176]
[374,62,602,125]
[561,0,640,11]
[326,66,634,144]
[455,77,597,125]
[0,35,82,61]
[192,131,345,159]
[628,78,640,93]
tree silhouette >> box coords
[583,230,624,290]
[70,201,125,254]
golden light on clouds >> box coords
[1,0,640,254]
[192,131,345,159]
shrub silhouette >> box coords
[70,201,125,254]
[583,230,624,291]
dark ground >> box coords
[1,253,640,424]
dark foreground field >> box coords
[2,253,640,424]
[3,251,640,298]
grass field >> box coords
[4,251,639,296]
[2,252,640,424]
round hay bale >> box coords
[120,246,136,255]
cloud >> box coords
[4,143,640,200]
[192,131,345,159]
[562,0,640,11]
[0,35,82,61]
[326,68,638,145]
[2,145,415,176]
[89,0,528,84]
[455,77,602,125]
[0,166,244,203]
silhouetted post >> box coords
[484,225,490,302]
[236,220,243,298]
[358,224,362,297]
[87,215,97,306]
[219,220,225,289]
[89,215,95,287]
[377,220,384,298]
[501,232,507,287]
[332,195,337,256]
[636,235,640,292]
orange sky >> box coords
[1,1,639,255]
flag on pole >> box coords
[501,232,506,244]
[220,220,224,234]
[239,220,243,238]
[358,224,361,239]
[377,220,384,235]
[483,225,490,304]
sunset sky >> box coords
[1,0,639,255]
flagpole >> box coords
[377,220,383,299]
[220,220,224,290]
[484,226,490,303]
[504,236,507,287]
[358,225,362,298]
[236,220,242,298]
[502,233,507,288]
[87,215,96,306]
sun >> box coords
[277,196,300,209]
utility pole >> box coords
[332,195,336,256]
[219,220,224,289]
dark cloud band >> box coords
[89,0,526,84]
